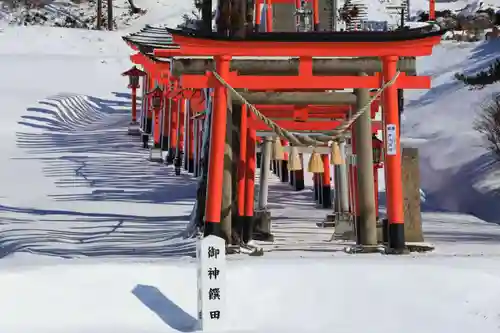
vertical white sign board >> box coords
[197,235,226,331]
[386,124,397,156]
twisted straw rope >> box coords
[211,70,401,147]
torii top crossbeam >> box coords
[154,27,443,57]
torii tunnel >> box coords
[122,25,443,253]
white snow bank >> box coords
[2,258,500,333]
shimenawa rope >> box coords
[211,70,401,147]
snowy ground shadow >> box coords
[0,204,194,258]
[425,229,500,243]
[1,92,197,258]
[257,176,345,253]
[378,191,450,215]
[422,212,500,246]
[16,93,197,204]
[419,153,500,224]
[378,152,500,242]
[132,284,197,332]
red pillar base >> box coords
[161,136,169,151]
[142,134,149,149]
[143,118,152,133]
[242,216,255,244]
[313,175,319,201]
[388,223,406,253]
[233,215,256,245]
[188,158,194,173]
[317,176,323,205]
[294,170,305,191]
[321,186,332,209]
[280,161,289,182]
[203,221,224,239]
[174,153,183,175]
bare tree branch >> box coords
[474,93,500,161]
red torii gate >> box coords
[124,53,384,224]
[166,58,390,216]
[151,28,442,252]
[129,53,206,166]
[129,49,390,239]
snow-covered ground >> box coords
[0,26,197,258]
[4,256,500,333]
[0,0,500,332]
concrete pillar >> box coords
[193,119,199,176]
[174,100,183,175]
[258,136,272,210]
[337,140,349,212]
[402,147,424,242]
[354,85,377,246]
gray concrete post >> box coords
[354,84,377,246]
[258,136,272,210]
[337,140,350,213]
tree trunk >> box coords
[127,0,142,14]
[245,0,255,34]
[230,0,246,37]
[217,0,231,35]
[201,0,213,32]
[107,0,113,30]
[97,0,102,29]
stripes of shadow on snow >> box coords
[2,92,197,258]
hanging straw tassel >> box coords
[288,146,302,170]
[272,137,285,160]
[308,149,324,173]
[330,141,344,165]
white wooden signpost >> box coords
[197,235,227,331]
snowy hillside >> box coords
[403,40,500,222]
[0,0,194,29]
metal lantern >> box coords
[121,66,146,89]
[149,86,163,109]
[372,134,383,165]
[129,75,140,88]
